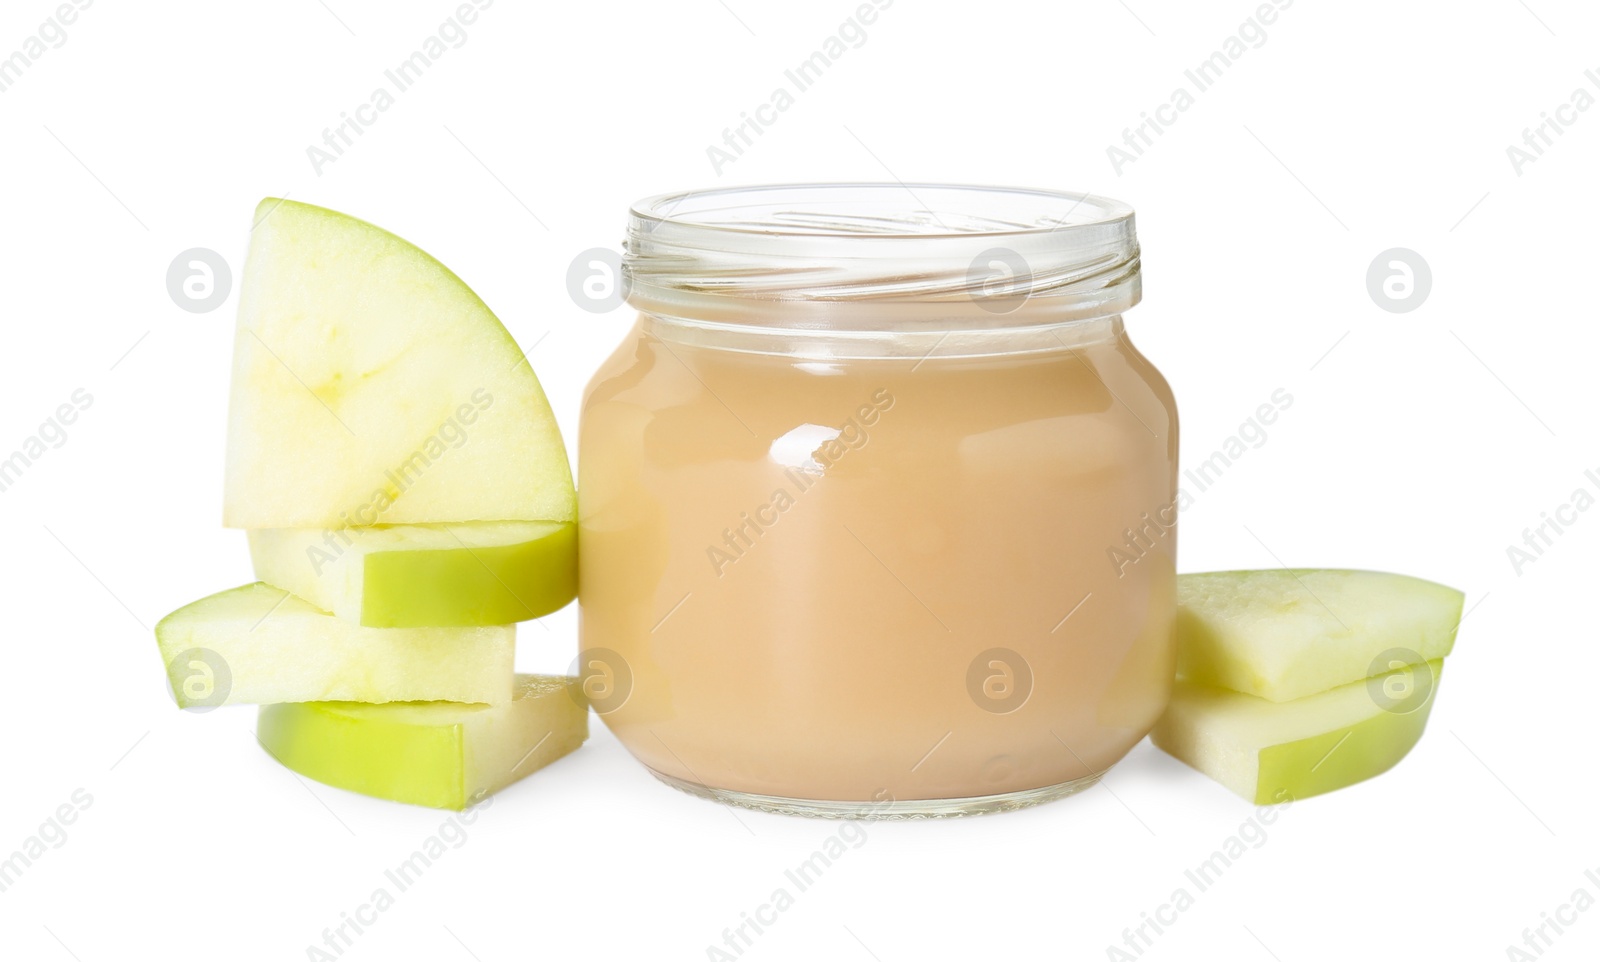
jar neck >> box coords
[640,310,1126,360]
[623,183,1141,335]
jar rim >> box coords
[629,182,1134,239]
[623,183,1141,331]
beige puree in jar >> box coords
[578,185,1177,815]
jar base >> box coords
[648,769,1107,819]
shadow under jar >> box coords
[578,184,1178,818]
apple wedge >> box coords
[1152,660,1442,804]
[256,675,588,810]
[224,198,575,529]
[155,583,515,707]
[1177,569,1463,702]
[248,521,576,627]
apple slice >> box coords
[1177,569,1463,702]
[256,675,587,810]
[1152,660,1442,804]
[155,583,515,707]
[223,198,575,529]
[248,521,575,628]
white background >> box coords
[0,0,1594,959]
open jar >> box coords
[578,184,1177,817]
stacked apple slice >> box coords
[154,199,587,809]
[1152,569,1463,804]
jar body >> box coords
[578,313,1177,814]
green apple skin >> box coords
[362,523,575,627]
[1152,660,1443,804]
[155,583,515,707]
[259,699,468,809]
[1177,569,1462,702]
[224,198,575,529]
[250,522,576,628]
[1254,674,1438,804]
[256,675,587,810]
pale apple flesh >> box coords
[223,198,576,529]
[1177,569,1463,703]
[256,675,588,810]
[155,583,515,707]
[1152,660,1442,804]
[248,521,576,627]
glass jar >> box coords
[578,184,1177,817]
